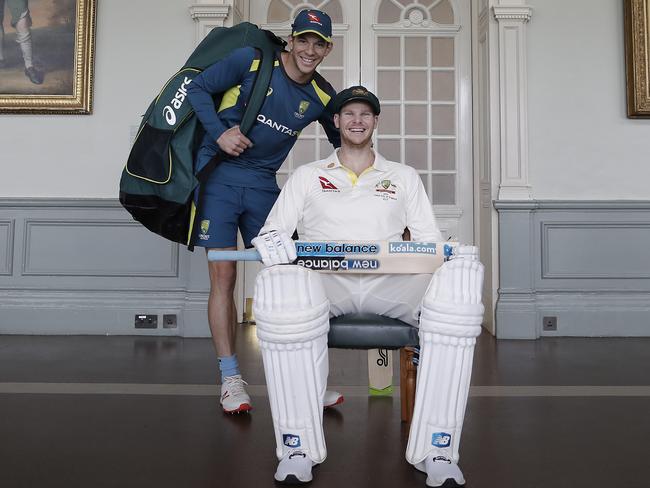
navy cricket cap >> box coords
[292,9,332,43]
[333,86,381,115]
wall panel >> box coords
[0,199,210,336]
[496,201,650,338]
[0,220,15,276]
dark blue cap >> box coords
[292,9,332,43]
[333,86,381,115]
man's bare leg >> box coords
[207,248,251,413]
[207,248,237,355]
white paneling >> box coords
[494,5,533,200]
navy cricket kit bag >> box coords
[119,22,286,249]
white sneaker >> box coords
[274,450,313,484]
[416,456,465,487]
[220,375,252,413]
[323,389,344,409]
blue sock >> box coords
[218,354,240,381]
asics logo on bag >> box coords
[163,76,193,126]
[431,432,452,448]
[283,434,302,448]
[256,114,299,137]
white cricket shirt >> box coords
[261,149,442,242]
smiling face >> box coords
[334,101,379,148]
[285,33,332,83]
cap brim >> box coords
[339,97,380,114]
[292,29,332,43]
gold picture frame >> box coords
[624,0,650,117]
[0,0,96,114]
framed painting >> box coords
[0,0,96,114]
[624,0,650,117]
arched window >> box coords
[377,0,455,26]
[266,0,343,23]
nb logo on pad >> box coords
[431,432,451,448]
[283,434,302,448]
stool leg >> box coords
[400,348,417,423]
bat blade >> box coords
[208,241,457,274]
[368,348,393,396]
[294,240,457,274]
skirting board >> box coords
[496,291,650,339]
[0,289,212,337]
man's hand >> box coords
[251,231,297,266]
[216,126,253,156]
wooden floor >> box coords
[2,326,650,488]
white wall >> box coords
[3,0,649,201]
[527,0,650,200]
[0,0,194,198]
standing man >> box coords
[0,0,43,84]
[186,10,340,414]
[251,86,484,487]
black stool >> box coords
[328,313,419,423]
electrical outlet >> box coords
[542,316,557,331]
[163,314,177,328]
[135,314,158,329]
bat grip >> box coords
[207,250,262,262]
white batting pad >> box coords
[406,249,485,465]
[254,265,330,463]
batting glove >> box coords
[251,230,297,266]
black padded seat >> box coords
[327,313,419,350]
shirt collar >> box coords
[319,149,389,172]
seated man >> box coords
[251,86,484,487]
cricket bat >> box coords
[209,240,457,396]
[208,240,457,273]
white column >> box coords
[492,4,533,200]
[189,1,234,45]
[472,0,500,333]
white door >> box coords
[360,0,473,241]
[244,0,473,314]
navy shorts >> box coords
[194,183,280,248]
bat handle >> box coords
[207,250,262,262]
